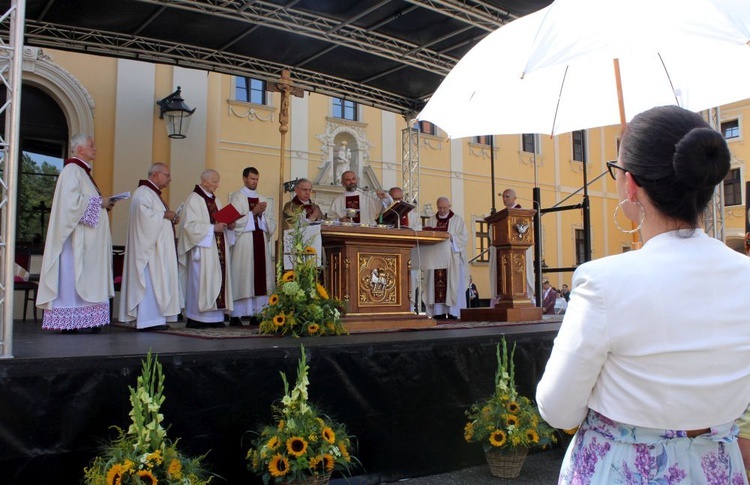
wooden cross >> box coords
[268,69,305,247]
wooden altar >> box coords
[321,225,448,331]
[461,208,543,322]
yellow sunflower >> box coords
[269,454,290,478]
[167,458,183,479]
[304,246,316,254]
[323,453,335,471]
[489,429,507,447]
[464,422,474,442]
[526,429,540,443]
[316,283,329,300]
[269,294,279,305]
[273,314,286,327]
[308,323,320,334]
[286,436,309,457]
[506,414,519,427]
[106,463,127,485]
[268,435,281,450]
[309,455,322,469]
[506,401,520,413]
[135,470,157,484]
[122,459,135,472]
[322,426,336,444]
[282,271,295,282]
[339,440,351,462]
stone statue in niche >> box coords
[335,141,352,181]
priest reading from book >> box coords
[422,196,469,320]
[177,169,237,329]
[118,163,181,331]
[36,134,116,334]
[281,178,323,230]
[228,166,276,327]
[329,170,392,225]
[386,187,422,230]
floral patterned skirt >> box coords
[559,409,748,485]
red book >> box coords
[213,204,242,224]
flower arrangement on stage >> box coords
[247,346,358,484]
[259,208,346,337]
[83,352,213,485]
[464,338,556,453]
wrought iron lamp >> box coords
[156,86,196,139]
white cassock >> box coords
[177,187,234,323]
[329,188,392,225]
[118,181,181,329]
[400,211,423,310]
[229,187,276,317]
[422,212,469,317]
[37,159,113,330]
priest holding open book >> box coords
[177,169,238,329]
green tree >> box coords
[16,153,59,244]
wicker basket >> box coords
[485,447,528,478]
[279,472,331,485]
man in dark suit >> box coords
[542,279,557,315]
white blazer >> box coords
[537,229,750,430]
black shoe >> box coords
[60,329,78,334]
[247,316,261,326]
[446,314,458,320]
[208,321,225,328]
[229,317,243,327]
[139,325,170,332]
[88,327,102,334]
[185,319,208,329]
[433,314,447,320]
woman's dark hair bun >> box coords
[672,127,730,189]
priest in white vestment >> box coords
[118,163,181,330]
[37,134,115,333]
[422,196,469,320]
[177,169,234,329]
[389,187,423,311]
[329,170,392,225]
[228,167,276,326]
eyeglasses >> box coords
[606,161,627,180]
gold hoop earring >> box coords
[613,199,645,234]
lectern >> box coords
[461,208,543,322]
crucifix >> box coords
[268,69,305,248]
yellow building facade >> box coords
[17,48,750,305]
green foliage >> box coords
[464,339,557,452]
[83,352,214,485]
[247,346,358,484]
[259,207,347,337]
[17,153,58,243]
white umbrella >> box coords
[418,0,750,137]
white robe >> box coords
[329,188,392,225]
[119,182,181,328]
[229,187,276,317]
[37,160,113,329]
[177,189,233,322]
[423,213,469,317]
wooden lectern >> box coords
[461,208,543,322]
[321,225,448,332]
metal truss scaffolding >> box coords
[401,127,420,210]
[704,107,725,242]
[0,0,25,358]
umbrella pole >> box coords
[490,135,496,214]
[613,59,642,249]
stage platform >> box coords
[0,316,562,484]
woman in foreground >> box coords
[537,105,750,484]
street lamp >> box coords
[156,86,195,139]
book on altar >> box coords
[213,204,242,224]
[378,200,415,226]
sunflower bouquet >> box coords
[247,346,358,484]
[259,207,346,337]
[83,352,213,485]
[464,339,556,453]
